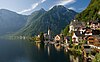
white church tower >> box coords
[48,28,51,40]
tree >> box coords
[40,32,45,44]
[62,25,69,36]
[93,53,100,62]
[76,0,100,22]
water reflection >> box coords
[36,43,41,50]
[47,46,50,56]
[54,43,61,51]
[0,39,33,62]
[0,39,70,62]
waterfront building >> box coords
[54,35,61,42]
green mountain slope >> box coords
[15,5,77,36]
[76,0,100,22]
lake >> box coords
[0,39,70,62]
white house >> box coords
[72,32,79,43]
[69,22,74,33]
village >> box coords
[10,19,100,62]
[33,19,100,62]
[6,19,100,62]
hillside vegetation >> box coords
[76,0,100,22]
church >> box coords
[43,27,52,41]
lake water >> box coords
[0,39,70,62]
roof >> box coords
[74,31,84,37]
[66,36,71,41]
[92,30,100,35]
[92,35,100,40]
[70,20,85,28]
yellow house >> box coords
[54,35,61,42]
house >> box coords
[69,20,85,32]
[72,32,79,44]
[84,35,100,53]
[75,31,85,41]
[87,36,96,45]
[78,27,86,34]
[94,35,100,46]
[82,44,93,62]
[84,27,92,36]
[83,44,92,56]
[85,35,98,45]
[65,36,71,44]
[54,35,61,43]
[71,30,86,45]
[89,20,100,30]
[92,30,100,35]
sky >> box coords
[0,0,91,15]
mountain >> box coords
[15,5,77,36]
[76,0,100,22]
[0,9,28,35]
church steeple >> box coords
[48,27,51,35]
[48,27,51,40]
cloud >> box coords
[49,6,54,10]
[77,7,86,12]
[18,0,46,14]
[18,3,39,14]
[57,0,76,5]
[68,7,76,10]
[41,0,46,3]
[32,3,39,9]
[49,0,76,10]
